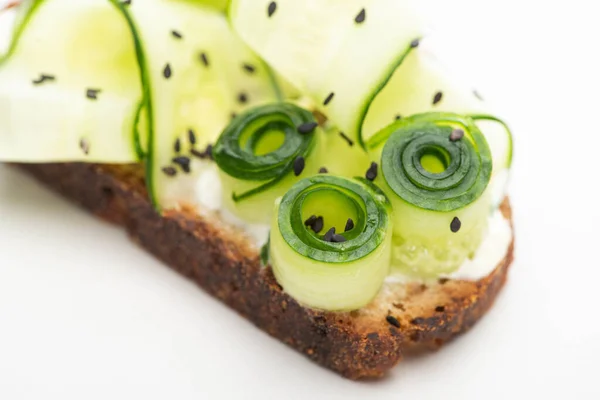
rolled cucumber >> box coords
[368,112,493,278]
[270,175,392,311]
[0,0,142,162]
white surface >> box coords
[1,0,600,399]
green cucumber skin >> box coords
[0,0,41,63]
[270,175,392,311]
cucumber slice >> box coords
[214,102,371,223]
[229,0,424,147]
[122,0,283,208]
[370,112,493,278]
[270,175,392,311]
[0,0,142,162]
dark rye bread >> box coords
[17,162,515,380]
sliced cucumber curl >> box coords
[368,112,493,278]
[270,175,392,311]
[214,102,321,223]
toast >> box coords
[17,162,514,379]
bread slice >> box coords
[17,162,514,379]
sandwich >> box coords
[0,0,514,379]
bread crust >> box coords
[17,162,514,379]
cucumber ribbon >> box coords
[270,175,392,311]
[367,112,494,277]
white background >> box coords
[1,0,599,398]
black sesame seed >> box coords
[162,166,177,176]
[242,63,256,73]
[163,63,172,79]
[473,90,484,101]
[355,8,366,24]
[386,315,401,328]
[304,215,317,227]
[450,217,461,233]
[174,138,181,153]
[323,92,335,106]
[267,1,277,17]
[450,128,464,142]
[204,144,214,160]
[323,227,336,242]
[293,156,305,176]
[366,162,378,181]
[173,156,191,173]
[435,306,445,313]
[79,138,90,155]
[318,167,328,174]
[190,149,206,159]
[238,92,248,104]
[344,218,355,232]
[86,88,101,100]
[312,216,324,233]
[121,0,131,5]
[188,129,196,145]
[339,132,354,147]
[411,317,425,325]
[410,38,420,48]
[171,30,183,39]
[331,234,347,243]
[297,122,318,134]
[199,52,209,67]
[395,114,402,121]
[433,91,443,105]
[438,278,449,285]
[32,74,55,85]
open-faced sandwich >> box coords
[0,0,514,379]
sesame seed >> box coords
[199,52,209,67]
[163,63,172,79]
[304,215,317,227]
[238,92,248,104]
[297,122,318,134]
[395,114,402,120]
[242,63,256,73]
[366,162,378,181]
[267,1,277,17]
[173,156,191,173]
[339,132,354,146]
[318,167,328,174]
[435,306,445,312]
[323,227,336,242]
[190,149,206,159]
[205,144,213,159]
[121,0,131,5]
[438,278,449,285]
[79,138,90,155]
[171,30,183,39]
[32,74,55,85]
[355,8,366,23]
[433,91,443,105]
[410,38,420,48]
[293,156,305,176]
[312,216,324,233]
[86,88,101,100]
[450,128,464,142]
[162,166,177,176]
[188,129,196,145]
[174,138,181,153]
[230,112,238,120]
[386,315,401,328]
[450,217,461,233]
[411,317,425,325]
[331,234,346,243]
[323,92,335,106]
[344,218,355,232]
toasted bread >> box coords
[17,162,514,379]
